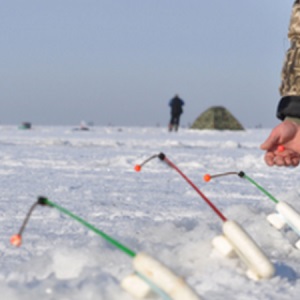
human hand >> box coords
[260,120,300,167]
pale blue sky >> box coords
[0,1,294,127]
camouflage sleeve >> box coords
[277,0,300,120]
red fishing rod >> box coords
[135,152,227,222]
[134,152,275,280]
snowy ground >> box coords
[1,125,300,300]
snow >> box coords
[1,125,300,300]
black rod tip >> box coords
[37,196,48,206]
[238,171,245,178]
[158,153,165,160]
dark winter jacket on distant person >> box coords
[169,95,185,116]
[168,94,185,132]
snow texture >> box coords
[1,125,300,300]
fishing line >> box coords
[11,201,41,246]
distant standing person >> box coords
[168,94,185,132]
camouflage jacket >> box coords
[277,0,300,120]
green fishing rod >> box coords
[203,171,279,204]
[10,196,201,300]
[11,196,136,257]
[204,170,300,240]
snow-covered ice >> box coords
[1,125,300,300]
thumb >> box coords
[260,133,280,151]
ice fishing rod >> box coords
[203,169,300,249]
[11,196,135,256]
[203,171,279,204]
[135,153,227,222]
[135,153,275,280]
[11,196,200,300]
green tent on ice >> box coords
[191,106,244,130]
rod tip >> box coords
[203,174,211,182]
[134,164,142,172]
[10,234,22,247]
[158,153,165,160]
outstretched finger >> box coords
[292,157,300,167]
[273,156,285,166]
[284,156,292,166]
[264,152,275,166]
[260,134,280,151]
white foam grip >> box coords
[121,273,152,299]
[295,240,300,250]
[133,252,201,300]
[223,220,275,279]
[212,235,236,257]
[267,213,286,230]
[276,201,300,236]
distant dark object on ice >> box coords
[73,121,90,131]
[19,122,32,130]
[191,106,244,130]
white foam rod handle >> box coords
[276,201,300,236]
[133,252,201,300]
[223,220,275,280]
[121,273,153,299]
